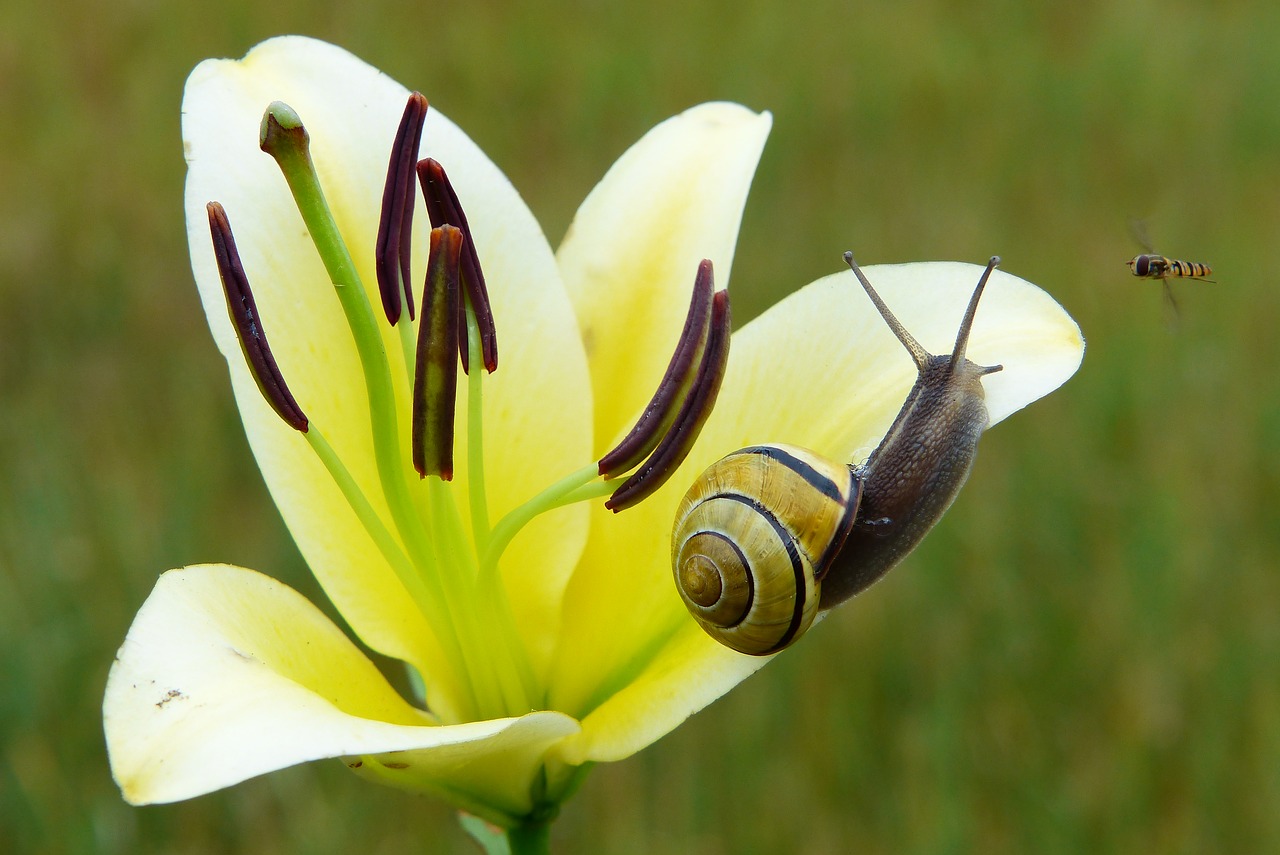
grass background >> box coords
[3,0,1279,851]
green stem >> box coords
[303,427,417,603]
[454,303,540,712]
[557,479,616,507]
[507,821,551,855]
[424,452,537,712]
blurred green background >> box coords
[3,0,1278,851]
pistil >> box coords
[258,102,433,571]
[258,101,493,717]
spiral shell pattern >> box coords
[671,445,861,655]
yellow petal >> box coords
[183,36,591,688]
[556,102,772,451]
[553,622,769,765]
[550,262,1082,731]
[104,565,579,819]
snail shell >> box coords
[671,445,861,655]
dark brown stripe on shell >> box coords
[732,446,847,505]
[709,492,808,652]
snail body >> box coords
[672,255,1004,655]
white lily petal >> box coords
[104,565,579,817]
[557,102,772,449]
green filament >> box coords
[302,426,478,719]
[465,304,491,547]
[481,465,603,581]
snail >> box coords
[672,253,1004,655]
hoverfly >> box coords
[1127,220,1214,319]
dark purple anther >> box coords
[598,259,715,478]
[375,93,429,326]
[412,225,463,480]
[416,157,497,373]
[606,287,731,512]
[207,202,309,433]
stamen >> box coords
[416,157,498,373]
[375,93,428,326]
[606,289,731,512]
[206,202,308,432]
[413,226,463,479]
[598,259,715,478]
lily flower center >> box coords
[206,96,731,726]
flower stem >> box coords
[457,813,551,855]
[506,821,551,855]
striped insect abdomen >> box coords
[1167,259,1212,279]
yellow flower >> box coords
[103,35,1084,841]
